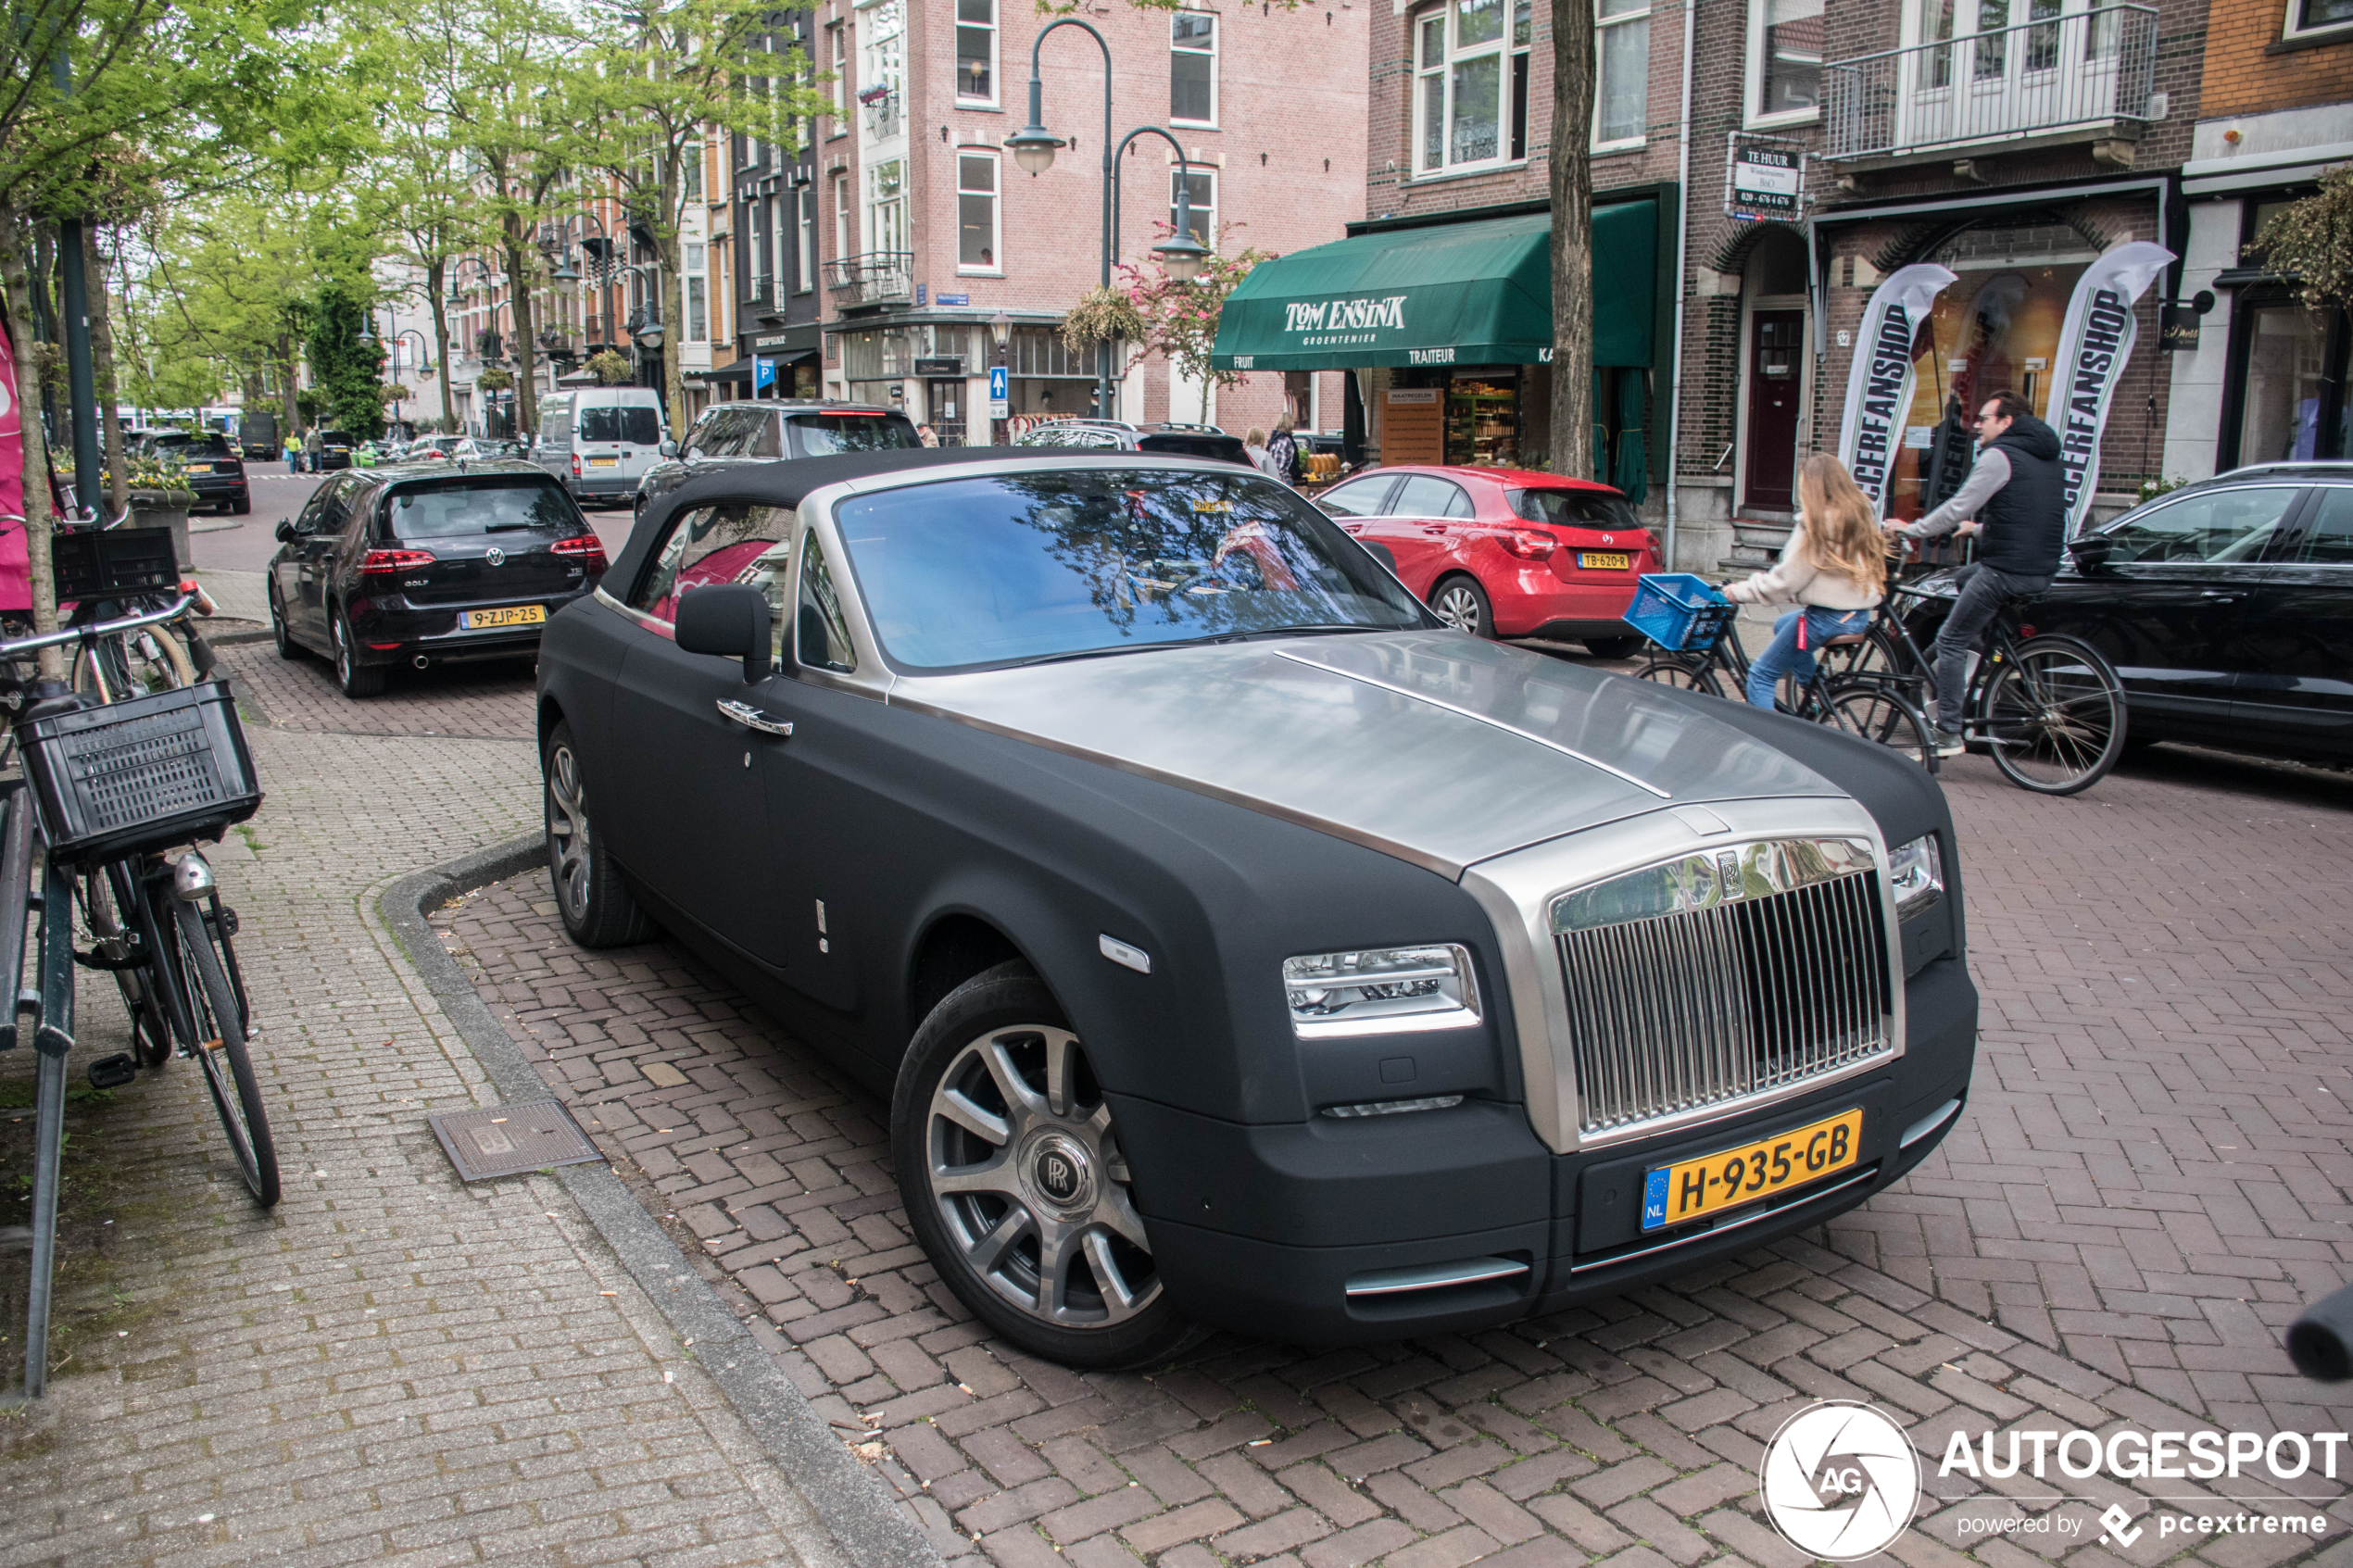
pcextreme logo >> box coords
[1759,1400,1922,1561]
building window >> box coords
[1172,11,1216,126]
[834,173,851,261]
[957,0,996,103]
[711,244,730,343]
[1597,0,1650,146]
[868,158,905,254]
[1170,167,1214,246]
[686,242,708,343]
[1748,0,1822,120]
[826,23,846,128]
[797,188,816,294]
[958,153,1000,270]
[2289,0,2353,31]
[683,139,703,199]
[1411,0,1533,174]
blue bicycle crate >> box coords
[1627,573,1736,652]
[21,681,263,865]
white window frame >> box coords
[826,23,847,134]
[867,158,905,255]
[956,0,999,106]
[1171,9,1218,129]
[1594,0,1652,151]
[833,173,851,263]
[797,188,816,294]
[686,242,708,343]
[1169,165,1214,247]
[2284,0,2353,38]
[957,150,1002,274]
[1409,0,1534,178]
[1744,0,1824,127]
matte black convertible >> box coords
[536,448,1978,1366]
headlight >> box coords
[1283,945,1480,1038]
[1888,834,1944,922]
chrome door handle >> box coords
[2200,591,2241,602]
[716,699,793,737]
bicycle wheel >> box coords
[81,866,170,1067]
[1980,635,2128,797]
[73,622,195,701]
[170,897,279,1206]
[1633,657,1728,699]
[1824,679,1938,772]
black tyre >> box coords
[269,582,301,659]
[1981,635,2128,796]
[82,868,170,1068]
[893,962,1201,1370]
[332,606,387,698]
[172,898,279,1207]
[1824,679,1938,772]
[232,496,251,516]
[1428,575,1494,638]
[1582,634,1642,660]
[1633,656,1727,699]
[543,721,660,947]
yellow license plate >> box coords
[1641,1108,1862,1232]
[459,605,547,630]
[588,456,617,467]
[184,463,214,473]
[1579,551,1632,570]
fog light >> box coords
[1888,834,1944,921]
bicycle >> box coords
[0,596,277,1206]
[1631,594,1939,771]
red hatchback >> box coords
[1315,465,1660,656]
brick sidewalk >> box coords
[444,740,2353,1566]
[0,715,860,1567]
[220,629,538,741]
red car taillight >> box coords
[552,534,608,573]
[1499,529,1559,560]
[571,452,582,478]
[359,548,436,575]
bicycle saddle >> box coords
[1816,633,1870,648]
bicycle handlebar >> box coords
[0,593,197,659]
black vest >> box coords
[1973,415,2066,577]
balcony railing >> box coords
[1823,4,2157,162]
[824,251,913,308]
[862,89,901,139]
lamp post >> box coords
[544,209,619,354]
[389,329,434,433]
[1005,28,1214,421]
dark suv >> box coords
[266,460,606,697]
[139,432,250,514]
[632,399,919,519]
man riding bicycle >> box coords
[1885,388,2067,757]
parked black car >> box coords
[1903,462,2352,765]
[305,430,357,471]
[138,431,249,514]
[268,459,605,697]
[537,446,1975,1366]
[632,399,918,520]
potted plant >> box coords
[122,450,199,570]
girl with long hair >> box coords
[1720,453,1891,709]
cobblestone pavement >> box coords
[442,721,2353,1566]
[0,691,854,1565]
[219,632,537,741]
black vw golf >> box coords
[268,459,607,696]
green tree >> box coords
[305,278,388,438]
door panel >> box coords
[1743,311,1804,512]
[2236,487,2353,759]
[297,479,349,638]
[1363,473,1475,591]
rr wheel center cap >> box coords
[1025,1133,1096,1213]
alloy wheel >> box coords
[333,615,352,683]
[546,742,592,923]
[1432,584,1482,633]
[924,1026,1160,1329]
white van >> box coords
[535,387,668,507]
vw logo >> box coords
[1759,1400,1920,1561]
[485,546,507,567]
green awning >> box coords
[1211,201,1655,372]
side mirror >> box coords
[675,583,772,684]
[274,520,296,543]
[660,439,679,458]
[2067,534,2114,573]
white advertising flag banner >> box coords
[1837,264,1958,518]
[2049,241,2175,535]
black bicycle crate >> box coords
[52,527,180,600]
[20,681,262,865]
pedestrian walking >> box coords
[283,435,301,472]
[1242,426,1269,472]
[1884,388,2066,755]
[1721,454,1889,709]
[1265,414,1302,486]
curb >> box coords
[380,834,944,1568]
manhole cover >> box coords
[427,1098,604,1182]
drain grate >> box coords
[427,1098,605,1182]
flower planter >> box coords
[128,488,198,571]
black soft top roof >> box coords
[607,448,1193,598]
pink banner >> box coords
[0,311,31,611]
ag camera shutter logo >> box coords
[1760,1400,1922,1560]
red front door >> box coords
[1743,310,1804,512]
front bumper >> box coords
[1127,955,1974,1346]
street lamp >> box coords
[988,309,1013,358]
[447,255,497,306]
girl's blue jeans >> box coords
[1746,606,1873,709]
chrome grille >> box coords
[1552,839,1895,1137]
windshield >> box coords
[320,432,353,447]
[581,405,662,445]
[1509,487,1640,530]
[1014,424,1125,450]
[787,414,916,456]
[384,479,580,538]
[832,468,1427,672]
[157,434,233,458]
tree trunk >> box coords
[1,207,69,678]
[501,221,539,438]
[426,259,456,433]
[654,223,686,442]
[1548,0,1596,481]
[85,227,127,516]
[279,331,301,438]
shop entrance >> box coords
[1743,311,1805,511]
[1446,371,1521,467]
[925,379,967,446]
